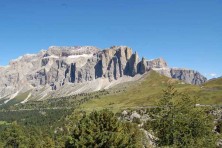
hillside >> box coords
[81,71,196,111]
[204,77,222,88]
[79,71,222,113]
[196,77,222,104]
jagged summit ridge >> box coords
[0,46,207,102]
[9,46,100,63]
[47,46,100,56]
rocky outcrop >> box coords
[147,58,168,68]
[143,58,207,85]
[138,57,148,74]
[47,46,99,56]
[0,46,207,101]
[170,69,207,85]
[125,52,140,76]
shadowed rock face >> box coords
[0,46,207,99]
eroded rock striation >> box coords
[0,46,207,101]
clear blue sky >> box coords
[0,0,221,78]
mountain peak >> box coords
[0,45,207,102]
[47,46,100,57]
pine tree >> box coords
[1,122,27,148]
[146,85,218,147]
[65,109,142,148]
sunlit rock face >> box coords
[170,69,207,85]
[0,46,207,100]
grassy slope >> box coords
[0,91,31,109]
[204,77,222,88]
[79,71,206,112]
[197,77,222,104]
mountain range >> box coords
[0,46,207,103]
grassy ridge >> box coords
[80,71,222,112]
[204,77,222,88]
[197,77,222,104]
[79,71,197,112]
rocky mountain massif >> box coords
[0,46,207,103]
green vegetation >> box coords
[80,71,181,112]
[0,71,222,147]
[0,121,10,126]
[0,109,73,147]
[66,109,142,147]
[0,90,109,111]
[0,91,31,110]
[80,71,222,113]
[145,85,218,147]
[204,77,222,88]
[197,77,222,104]
[0,122,56,148]
[0,109,72,127]
[1,122,27,148]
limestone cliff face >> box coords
[170,69,207,85]
[0,46,207,100]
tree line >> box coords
[0,85,221,147]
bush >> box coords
[0,122,27,148]
[65,109,142,148]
